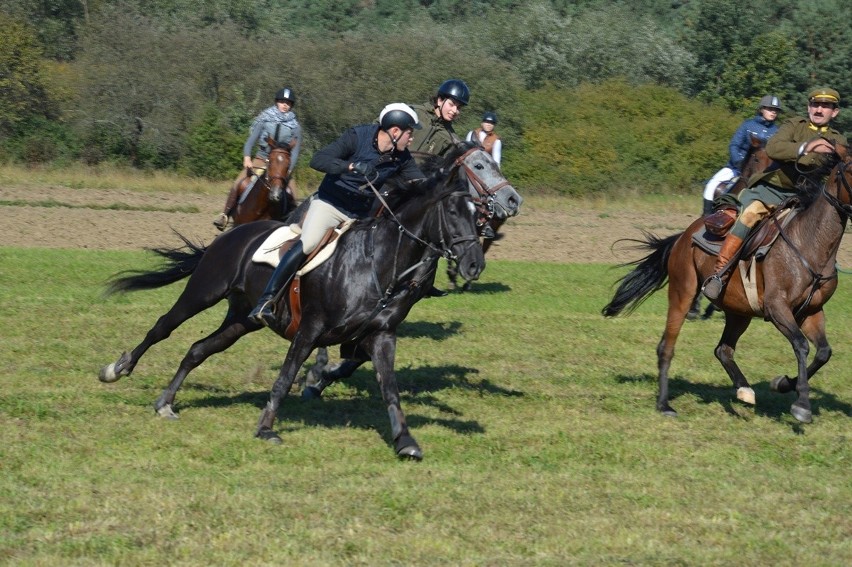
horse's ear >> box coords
[266,136,276,148]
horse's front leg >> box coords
[362,331,421,460]
[770,310,831,395]
[767,309,814,423]
[256,335,316,443]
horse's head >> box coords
[428,184,486,283]
[741,134,772,180]
[264,137,292,203]
[441,141,522,224]
[390,174,485,284]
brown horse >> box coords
[603,144,850,424]
[232,138,297,225]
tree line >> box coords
[1,0,849,196]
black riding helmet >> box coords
[482,111,497,124]
[275,87,295,105]
[379,103,422,131]
[437,79,470,106]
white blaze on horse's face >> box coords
[460,147,522,220]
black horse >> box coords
[99,145,486,460]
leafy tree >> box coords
[178,104,242,179]
[510,79,739,196]
[0,14,53,137]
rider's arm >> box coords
[491,139,502,166]
[243,119,264,159]
[728,120,751,169]
[310,128,358,175]
[289,124,302,175]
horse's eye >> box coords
[475,163,484,170]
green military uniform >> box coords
[703,86,846,301]
[409,102,458,164]
[731,114,847,239]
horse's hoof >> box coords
[770,376,794,394]
[98,363,119,383]
[396,445,423,461]
[256,427,283,444]
[155,404,179,419]
[657,403,678,417]
[686,309,699,321]
[790,404,813,424]
[301,386,322,400]
[395,435,422,461]
[736,387,756,405]
[98,351,131,383]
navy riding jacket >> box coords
[311,124,425,217]
[727,116,778,172]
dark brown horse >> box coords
[603,144,850,424]
[232,138,297,225]
[99,144,488,460]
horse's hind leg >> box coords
[714,314,755,405]
[656,255,699,416]
[99,287,221,384]
[301,347,367,400]
[154,298,261,418]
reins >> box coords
[773,155,851,317]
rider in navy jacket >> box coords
[249,103,424,327]
[311,123,423,217]
[702,95,782,215]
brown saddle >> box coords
[694,199,799,263]
[280,221,348,340]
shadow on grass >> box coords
[615,373,851,427]
[173,363,525,444]
[396,320,463,340]
[449,281,512,294]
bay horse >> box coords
[602,144,850,424]
[691,134,773,319]
[99,144,487,460]
[232,138,297,225]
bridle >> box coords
[263,146,292,203]
[453,146,511,228]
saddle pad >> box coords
[252,224,301,266]
[251,220,355,276]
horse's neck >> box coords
[789,187,847,269]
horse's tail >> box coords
[601,231,680,317]
[105,232,206,295]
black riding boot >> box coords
[249,241,306,327]
[703,199,714,216]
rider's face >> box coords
[759,107,778,122]
[276,100,292,113]
[436,97,462,122]
[394,128,414,151]
[808,101,839,127]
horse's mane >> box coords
[795,152,842,207]
[380,141,475,206]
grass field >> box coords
[1,245,850,565]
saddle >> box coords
[252,220,355,339]
[693,199,799,260]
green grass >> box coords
[1,248,850,565]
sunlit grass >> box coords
[1,248,849,565]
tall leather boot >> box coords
[249,241,306,327]
[702,199,714,216]
[214,186,241,230]
[702,233,744,300]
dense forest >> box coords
[1,0,849,195]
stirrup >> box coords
[702,274,724,301]
[213,213,229,231]
[249,298,276,327]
